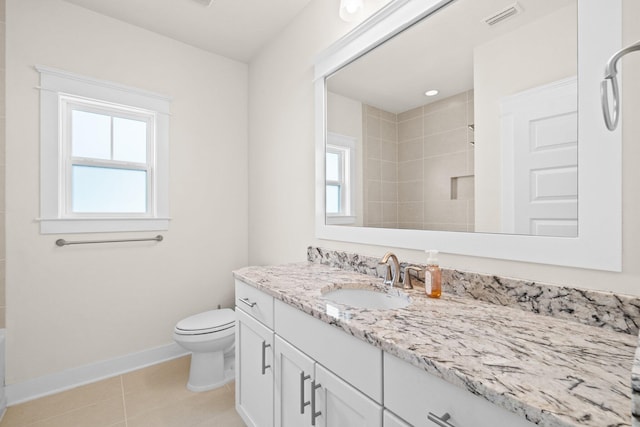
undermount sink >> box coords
[321,286,410,310]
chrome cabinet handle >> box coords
[238,297,256,308]
[311,380,322,426]
[428,412,455,427]
[300,371,311,414]
[261,341,271,375]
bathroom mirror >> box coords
[315,0,622,270]
[326,0,578,237]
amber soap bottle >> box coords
[425,250,442,298]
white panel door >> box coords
[236,309,274,427]
[314,364,382,427]
[501,77,578,237]
[275,336,316,427]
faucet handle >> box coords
[379,264,392,286]
[402,266,422,290]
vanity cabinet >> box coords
[236,279,533,427]
[274,336,315,426]
[384,353,535,427]
[384,410,411,427]
[235,282,275,427]
[275,336,382,427]
[274,299,383,403]
[236,280,274,329]
[273,298,383,427]
[314,363,382,427]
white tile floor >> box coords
[0,355,246,427]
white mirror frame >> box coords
[315,0,622,271]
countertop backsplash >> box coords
[307,246,640,335]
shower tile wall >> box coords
[363,90,475,231]
[363,105,399,228]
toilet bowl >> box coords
[173,308,235,392]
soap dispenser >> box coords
[425,250,442,298]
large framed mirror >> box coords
[315,0,622,270]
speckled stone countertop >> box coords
[632,342,640,426]
[234,262,636,427]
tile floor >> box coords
[0,355,246,427]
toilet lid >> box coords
[175,308,235,335]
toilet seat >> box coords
[174,308,235,336]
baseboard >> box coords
[5,342,189,406]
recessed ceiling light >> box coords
[339,0,364,22]
[425,90,439,97]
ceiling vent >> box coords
[484,3,522,26]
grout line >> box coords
[120,375,128,427]
[18,398,120,427]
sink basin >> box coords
[321,286,410,310]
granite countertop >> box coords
[234,262,636,427]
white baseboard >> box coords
[5,343,189,406]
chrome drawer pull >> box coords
[311,380,322,426]
[428,412,455,427]
[261,341,271,375]
[300,371,311,414]
[239,297,256,308]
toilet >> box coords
[173,308,236,392]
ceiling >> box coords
[64,0,314,62]
[327,0,575,113]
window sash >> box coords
[326,145,350,217]
[60,96,156,218]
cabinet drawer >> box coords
[235,279,274,329]
[275,300,383,403]
[384,353,534,427]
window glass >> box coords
[71,110,111,160]
[326,152,340,181]
[71,165,147,213]
[326,185,341,214]
[113,117,147,163]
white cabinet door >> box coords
[384,410,411,427]
[275,300,383,403]
[274,336,315,427]
[236,308,274,427]
[314,364,382,427]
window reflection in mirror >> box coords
[325,0,577,237]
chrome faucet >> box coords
[379,252,400,288]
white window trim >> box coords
[326,132,356,225]
[37,65,171,234]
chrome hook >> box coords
[601,75,620,131]
[601,40,640,131]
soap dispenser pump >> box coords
[425,250,442,298]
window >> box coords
[325,146,347,215]
[325,132,356,225]
[37,66,171,234]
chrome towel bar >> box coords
[601,40,640,131]
[55,235,163,247]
